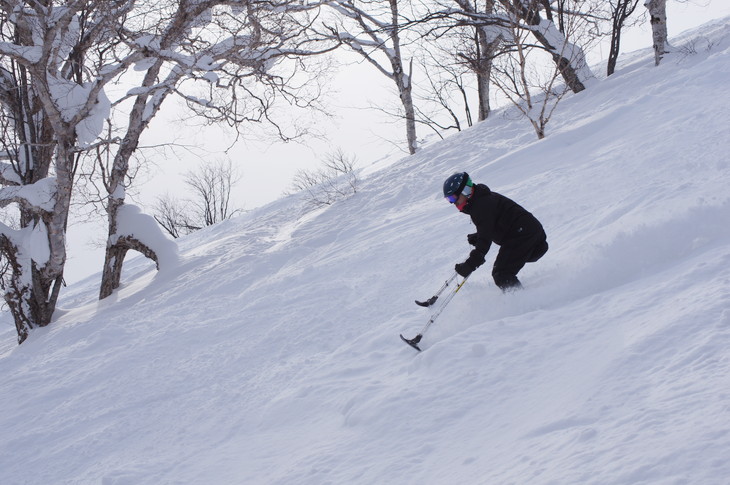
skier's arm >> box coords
[465,237,491,270]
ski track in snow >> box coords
[2,17,730,485]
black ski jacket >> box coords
[461,183,543,270]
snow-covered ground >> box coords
[2,17,730,485]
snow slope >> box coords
[2,17,730,485]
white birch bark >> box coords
[644,0,669,66]
[327,0,419,154]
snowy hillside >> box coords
[2,17,730,485]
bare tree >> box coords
[153,194,193,239]
[186,160,243,229]
[491,17,572,139]
[607,0,642,75]
[152,160,242,238]
[325,0,419,154]
[414,53,472,135]
[410,0,502,135]
[289,149,358,208]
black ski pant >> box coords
[492,222,548,291]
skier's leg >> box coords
[526,235,548,263]
[492,248,526,292]
[492,228,545,291]
[492,269,523,291]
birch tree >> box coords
[0,0,131,343]
[645,0,669,65]
[452,0,502,122]
[325,0,419,154]
[409,0,504,131]
[414,51,473,135]
[414,0,595,129]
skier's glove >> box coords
[455,262,475,278]
[467,233,478,246]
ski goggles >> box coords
[445,183,472,203]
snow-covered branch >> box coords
[0,42,43,63]
[0,161,22,185]
[112,204,180,270]
[0,177,56,213]
[494,0,594,93]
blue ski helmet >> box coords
[443,172,473,198]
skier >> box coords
[443,172,548,292]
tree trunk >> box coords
[389,0,417,154]
[645,0,669,66]
[1,241,34,344]
[2,245,63,345]
[394,64,417,155]
[607,22,622,75]
[99,244,129,300]
[477,0,498,121]
[0,243,60,344]
[6,284,33,344]
[100,235,160,299]
[530,26,587,93]
[475,30,498,121]
[607,0,639,76]
[0,59,61,343]
[99,59,166,299]
[453,0,498,121]
[100,194,162,299]
[2,163,70,344]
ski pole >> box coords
[401,275,469,351]
[415,271,459,307]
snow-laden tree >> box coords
[89,0,339,299]
[0,0,129,343]
[408,0,596,133]
[428,1,595,93]
[495,0,595,93]
[0,0,338,342]
[324,0,419,154]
